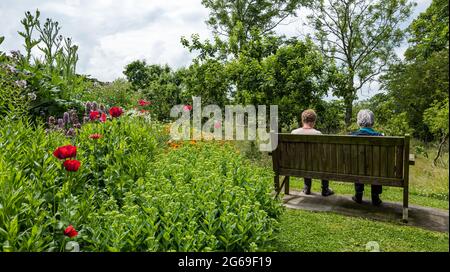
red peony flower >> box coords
[89,111,100,120]
[64,225,78,238]
[109,107,123,118]
[53,145,77,160]
[138,99,151,106]
[100,113,107,122]
[183,105,192,111]
[63,159,81,172]
[89,133,102,139]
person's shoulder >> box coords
[291,128,303,134]
[313,129,322,135]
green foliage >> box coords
[353,93,413,136]
[308,0,415,126]
[123,60,151,91]
[382,49,448,140]
[405,0,449,61]
[424,98,449,136]
[78,78,139,109]
[184,59,230,107]
[229,38,329,128]
[201,0,306,57]
[0,116,282,252]
[10,10,88,120]
[0,64,31,119]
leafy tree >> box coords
[382,0,449,141]
[308,0,415,127]
[123,60,151,91]
[201,0,306,56]
[229,37,330,128]
[405,0,449,61]
[183,59,231,107]
[382,50,448,140]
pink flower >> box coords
[138,99,151,106]
[100,113,107,122]
[183,105,192,111]
[214,121,221,129]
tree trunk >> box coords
[344,72,356,129]
[344,99,353,129]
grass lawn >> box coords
[238,141,449,252]
[272,209,449,252]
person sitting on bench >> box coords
[350,109,384,206]
[291,109,334,197]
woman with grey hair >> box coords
[350,109,384,206]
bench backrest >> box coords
[271,133,410,187]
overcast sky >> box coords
[0,0,431,98]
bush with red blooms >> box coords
[63,159,81,172]
[53,145,77,160]
[64,225,78,238]
[109,106,123,118]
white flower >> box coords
[28,92,37,101]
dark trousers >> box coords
[304,178,329,189]
[355,183,382,195]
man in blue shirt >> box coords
[350,109,383,206]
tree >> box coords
[405,0,449,61]
[229,37,330,129]
[123,60,151,91]
[381,0,449,141]
[308,0,414,127]
[201,0,306,57]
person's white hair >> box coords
[357,109,375,128]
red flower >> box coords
[100,113,107,122]
[138,99,151,106]
[89,133,102,139]
[109,107,123,118]
[89,111,100,120]
[64,225,78,238]
[214,121,221,129]
[63,159,81,172]
[183,105,192,111]
[53,145,77,160]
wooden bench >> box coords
[270,133,415,222]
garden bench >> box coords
[270,133,415,222]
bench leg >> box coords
[403,186,409,223]
[274,174,279,192]
[284,176,290,195]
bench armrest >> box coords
[409,154,415,165]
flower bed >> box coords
[0,115,282,252]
